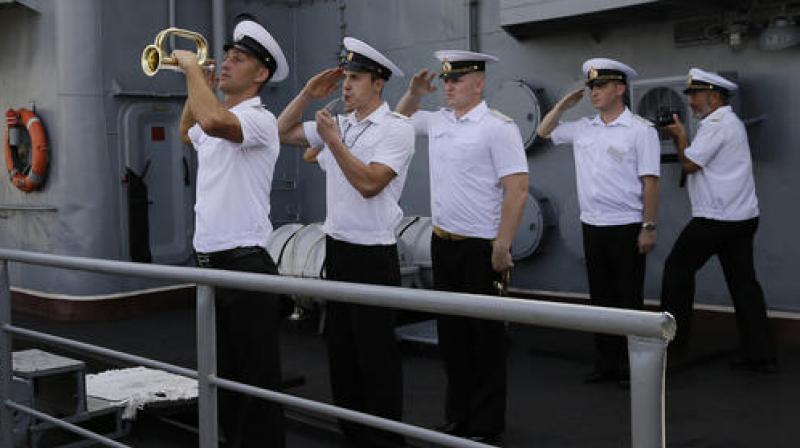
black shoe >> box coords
[730,357,779,374]
[583,367,618,384]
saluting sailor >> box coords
[396,51,530,445]
[536,58,661,385]
[176,15,288,448]
[660,68,777,372]
[277,37,414,447]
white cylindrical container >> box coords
[266,223,304,275]
[395,216,433,288]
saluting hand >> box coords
[557,88,585,111]
[304,68,344,99]
[315,109,340,145]
[408,69,437,96]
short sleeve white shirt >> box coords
[188,97,278,253]
[551,108,660,226]
[410,101,529,239]
[302,102,415,245]
[684,106,759,220]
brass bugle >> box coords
[141,27,209,76]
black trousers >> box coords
[324,236,404,448]
[197,247,285,448]
[660,217,775,360]
[431,233,506,437]
[582,223,645,374]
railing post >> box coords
[197,284,218,448]
[628,335,668,448]
[0,260,14,448]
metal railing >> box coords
[0,248,676,448]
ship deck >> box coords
[11,305,800,448]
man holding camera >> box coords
[660,68,776,372]
[536,58,660,385]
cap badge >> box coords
[588,67,598,81]
[346,52,354,62]
[687,75,693,87]
[442,60,452,73]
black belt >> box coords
[195,246,264,268]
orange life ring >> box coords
[4,108,49,192]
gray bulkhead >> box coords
[0,0,798,313]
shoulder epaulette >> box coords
[390,111,410,120]
[490,109,514,123]
[708,110,726,123]
[633,114,655,127]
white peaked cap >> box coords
[342,37,404,78]
[229,20,289,83]
[581,57,638,84]
[685,67,738,93]
[434,50,498,78]
[434,50,499,63]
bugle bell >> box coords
[141,27,209,76]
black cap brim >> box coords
[683,85,729,95]
[224,42,263,63]
[586,77,627,88]
[340,60,373,73]
[439,71,467,80]
[586,79,611,87]
[339,59,391,80]
[223,37,278,80]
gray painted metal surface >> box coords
[6,400,129,448]
[0,0,40,13]
[629,336,668,448]
[499,0,661,26]
[0,262,13,448]
[0,248,673,447]
[1,0,798,315]
[195,284,218,448]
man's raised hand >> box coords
[304,68,344,99]
[408,69,437,96]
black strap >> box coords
[276,226,304,270]
[398,216,420,237]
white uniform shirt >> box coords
[410,101,528,239]
[684,105,759,221]
[303,102,415,245]
[551,108,660,226]
[188,97,278,252]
